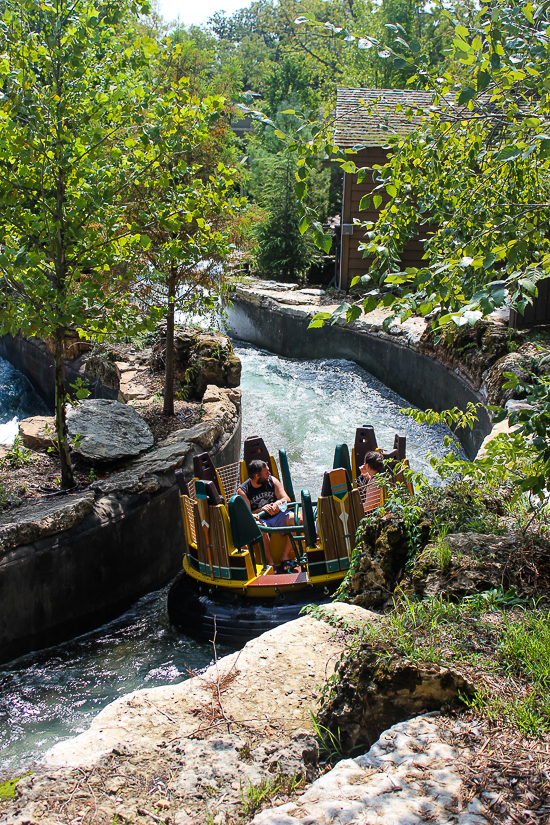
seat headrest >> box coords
[193,451,221,495]
[195,479,223,507]
[243,436,271,471]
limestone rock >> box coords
[84,348,121,391]
[45,330,91,360]
[411,531,550,602]
[318,649,476,755]
[251,716,489,825]
[482,347,534,407]
[0,491,95,553]
[18,415,55,450]
[152,326,242,399]
[419,319,520,390]
[346,515,429,609]
[67,399,153,463]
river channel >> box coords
[0,345,459,776]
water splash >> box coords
[236,343,462,496]
[0,358,48,445]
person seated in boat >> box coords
[238,459,302,573]
[356,450,385,512]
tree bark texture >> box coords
[54,328,75,489]
[163,271,177,416]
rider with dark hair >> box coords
[238,460,302,572]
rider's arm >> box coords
[272,477,290,504]
[238,487,261,518]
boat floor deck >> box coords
[247,572,309,587]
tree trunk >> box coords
[54,328,75,489]
[163,271,177,416]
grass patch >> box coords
[340,592,550,737]
[239,772,303,819]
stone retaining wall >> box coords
[0,333,117,407]
[226,283,493,458]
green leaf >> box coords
[519,278,537,295]
[477,71,491,92]
[308,312,331,329]
[295,180,307,199]
[386,184,397,198]
[497,146,521,161]
[298,215,309,235]
[359,195,371,211]
[373,194,383,209]
[457,87,476,106]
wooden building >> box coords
[335,88,435,291]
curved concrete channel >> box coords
[226,286,493,458]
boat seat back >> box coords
[301,489,317,549]
[321,467,352,498]
[278,449,295,501]
[352,426,378,479]
[380,433,407,463]
[240,436,279,482]
[358,480,384,514]
[200,479,224,507]
[175,468,190,498]
[193,480,235,579]
[193,452,223,497]
[228,494,263,549]
[317,468,363,572]
[333,443,352,479]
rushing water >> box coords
[0,588,233,777]
[0,344,460,777]
[0,358,48,445]
[236,343,460,495]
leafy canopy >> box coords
[293,0,550,331]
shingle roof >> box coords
[334,88,436,148]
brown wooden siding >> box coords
[339,148,427,290]
[510,278,550,328]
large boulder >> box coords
[345,515,429,609]
[67,399,153,463]
[419,319,521,389]
[482,346,535,407]
[152,326,241,399]
[411,531,550,602]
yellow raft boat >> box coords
[167,430,410,646]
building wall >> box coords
[340,147,427,291]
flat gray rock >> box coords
[67,399,153,463]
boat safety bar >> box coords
[256,523,307,564]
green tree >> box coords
[127,79,243,416]
[248,109,330,281]
[333,0,550,328]
[0,0,162,488]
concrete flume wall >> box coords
[227,297,492,458]
[0,335,241,664]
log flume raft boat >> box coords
[168,429,412,647]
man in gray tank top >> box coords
[238,460,302,572]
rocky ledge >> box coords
[0,604,494,825]
[1,383,241,553]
